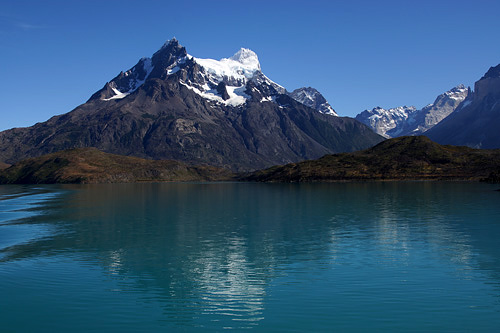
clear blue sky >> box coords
[1,0,500,131]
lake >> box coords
[1,182,500,332]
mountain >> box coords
[242,136,500,182]
[425,64,500,148]
[405,85,469,135]
[356,85,468,138]
[0,148,233,184]
[355,106,417,138]
[0,39,382,171]
[288,87,338,116]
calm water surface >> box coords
[1,182,499,332]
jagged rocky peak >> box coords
[441,84,468,100]
[88,38,186,101]
[475,63,500,100]
[421,84,468,116]
[150,38,188,76]
[289,87,338,116]
[480,63,500,80]
[406,84,468,135]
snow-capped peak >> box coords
[193,48,261,86]
[178,47,283,107]
[289,87,338,116]
[229,48,261,71]
[98,40,281,107]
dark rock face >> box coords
[426,64,500,149]
[480,64,500,80]
[216,82,230,100]
[0,39,383,171]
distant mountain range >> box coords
[356,85,469,138]
[356,62,500,149]
[0,39,381,171]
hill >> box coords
[0,148,233,184]
[242,136,500,182]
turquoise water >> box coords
[1,182,500,332]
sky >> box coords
[1,0,500,131]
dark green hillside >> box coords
[0,148,233,184]
[242,136,500,182]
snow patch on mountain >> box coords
[103,87,129,101]
[180,82,250,107]
[194,48,261,86]
[104,57,155,100]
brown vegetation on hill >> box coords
[0,148,233,184]
[242,136,500,182]
[0,162,10,170]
